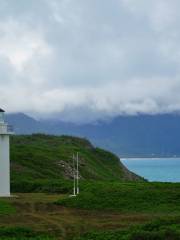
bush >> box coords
[56,182,180,213]
[0,201,16,215]
[0,227,55,239]
[11,179,73,194]
[74,218,180,240]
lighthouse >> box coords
[0,109,13,196]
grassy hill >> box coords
[10,134,143,192]
[0,134,177,239]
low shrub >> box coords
[0,201,16,215]
[75,218,180,240]
[56,182,180,213]
[11,179,72,194]
[0,227,55,240]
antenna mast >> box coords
[76,152,79,194]
[73,154,76,196]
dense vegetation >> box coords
[10,134,142,192]
[57,182,180,213]
[1,182,179,239]
[0,227,55,240]
[0,201,15,215]
[75,217,180,240]
[0,218,179,240]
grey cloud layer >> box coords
[1,0,180,122]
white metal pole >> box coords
[76,152,79,194]
[73,154,76,196]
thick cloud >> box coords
[1,0,180,122]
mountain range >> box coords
[6,112,180,157]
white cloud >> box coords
[0,19,51,72]
[0,0,180,122]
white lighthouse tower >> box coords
[0,108,13,196]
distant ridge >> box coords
[6,113,42,134]
[6,112,180,157]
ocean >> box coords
[121,158,180,182]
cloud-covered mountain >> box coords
[6,113,180,157]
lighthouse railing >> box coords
[0,124,14,134]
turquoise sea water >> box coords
[121,158,180,182]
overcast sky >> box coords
[1,0,180,122]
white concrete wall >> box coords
[0,135,10,196]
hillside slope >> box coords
[10,134,142,183]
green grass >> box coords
[0,188,180,240]
[0,200,16,215]
[57,182,180,214]
[10,134,143,192]
[6,134,180,239]
[75,217,180,240]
